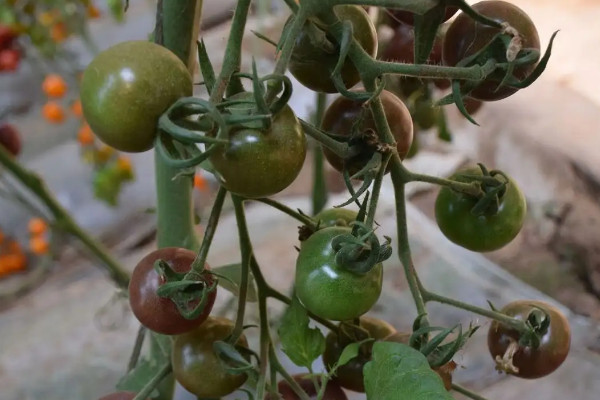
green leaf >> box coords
[212,263,258,302]
[364,342,453,400]
[197,40,216,94]
[116,358,160,397]
[278,296,326,368]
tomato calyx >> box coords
[153,259,218,320]
[330,221,392,275]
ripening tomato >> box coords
[0,124,21,156]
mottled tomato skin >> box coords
[289,5,377,93]
[264,375,348,400]
[321,90,413,176]
[172,317,249,398]
[98,392,148,400]
[295,227,383,321]
[81,41,193,152]
[386,6,459,27]
[314,208,358,228]
[443,1,540,101]
[488,300,571,379]
[209,95,306,198]
[435,167,526,252]
[128,247,216,335]
[0,124,21,156]
[323,317,397,393]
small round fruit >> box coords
[323,316,397,392]
[80,41,193,152]
[128,247,216,335]
[265,374,348,400]
[443,1,540,101]
[488,300,571,379]
[321,90,413,176]
[289,5,377,93]
[435,167,526,252]
[172,316,249,398]
[210,94,306,198]
[0,124,21,156]
[314,208,358,228]
[295,227,383,321]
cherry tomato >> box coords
[80,41,193,152]
[172,316,249,398]
[0,25,18,49]
[488,300,571,379]
[321,90,413,177]
[435,167,526,252]
[323,316,397,392]
[0,123,21,156]
[386,6,459,27]
[265,374,348,400]
[443,1,540,101]
[209,93,306,198]
[314,208,358,228]
[289,5,377,93]
[0,48,20,71]
[462,97,484,115]
[128,247,216,335]
[98,392,148,400]
[295,227,383,321]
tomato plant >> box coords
[321,90,413,176]
[323,316,397,392]
[128,247,216,335]
[80,41,193,152]
[172,316,249,398]
[295,227,383,321]
[289,5,377,93]
[265,374,348,400]
[209,93,307,198]
[386,6,459,27]
[488,300,571,379]
[443,1,540,101]
[314,208,358,228]
[0,124,21,156]
[435,167,526,252]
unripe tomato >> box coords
[80,41,193,152]
[128,247,216,335]
[314,208,358,228]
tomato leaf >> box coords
[278,296,326,368]
[364,342,453,400]
[115,358,160,397]
[212,263,258,302]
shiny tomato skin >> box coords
[443,1,540,101]
[323,316,397,393]
[128,247,216,335]
[435,167,526,252]
[0,124,21,156]
[488,300,571,379]
[80,41,193,152]
[172,317,249,398]
[321,90,413,176]
[209,94,306,198]
[264,374,348,400]
[289,5,377,93]
[295,227,383,321]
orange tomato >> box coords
[42,101,66,123]
[96,145,115,163]
[29,236,49,255]
[77,123,95,146]
[71,99,83,117]
[28,218,48,235]
[50,22,69,42]
[42,74,68,98]
[0,230,4,245]
[1,253,27,272]
[117,156,132,172]
[194,174,208,191]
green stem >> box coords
[452,383,491,400]
[209,0,252,103]
[311,92,329,215]
[374,59,498,81]
[254,197,316,229]
[189,187,228,273]
[422,290,529,332]
[230,196,252,343]
[299,120,353,157]
[269,346,312,400]
[132,363,173,400]
[0,146,130,289]
[404,169,482,197]
[127,326,147,372]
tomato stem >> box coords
[311,92,329,215]
[230,196,252,344]
[132,363,173,400]
[127,326,147,373]
[254,197,318,229]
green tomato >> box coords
[209,93,307,198]
[289,5,377,93]
[295,226,383,321]
[435,167,526,252]
[172,317,249,398]
[81,41,193,152]
[314,208,358,228]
